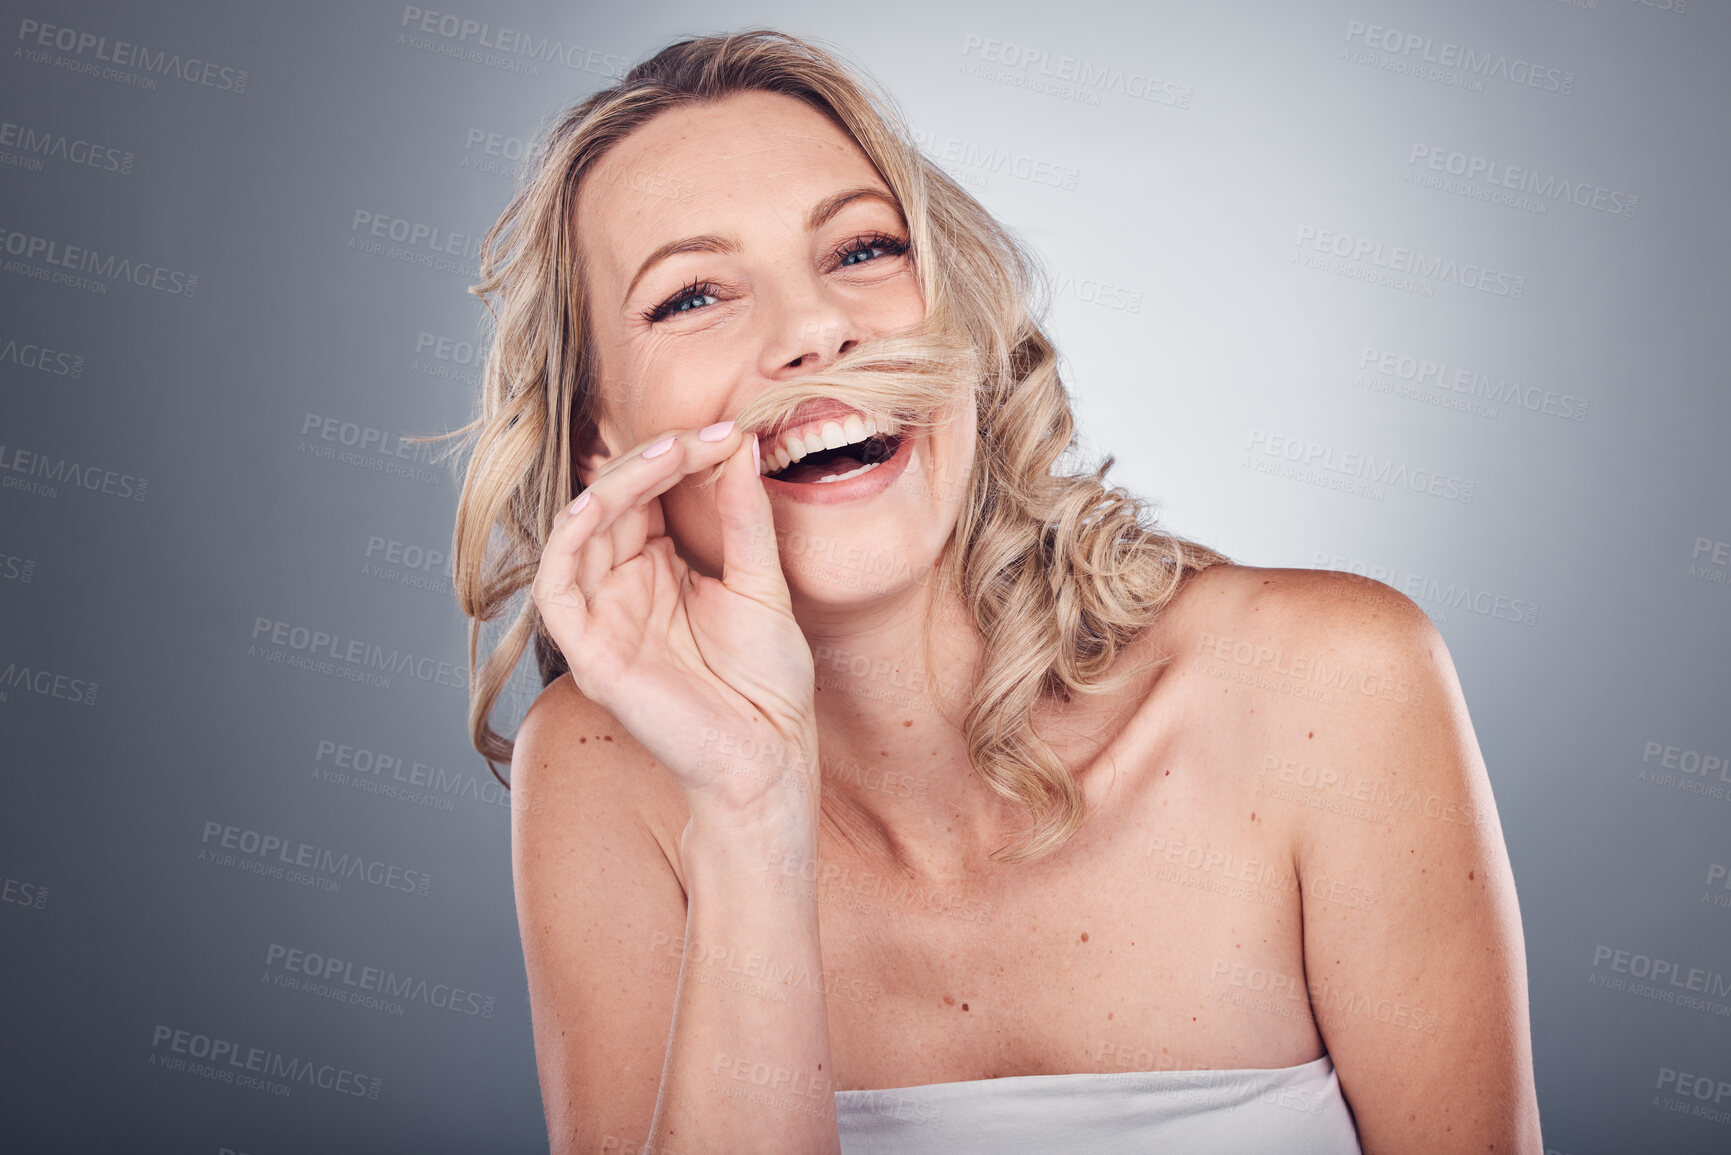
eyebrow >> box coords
[621,186,901,305]
[806,185,899,232]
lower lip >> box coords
[762,435,915,505]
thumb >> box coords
[714,433,790,603]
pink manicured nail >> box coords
[642,436,676,459]
[567,491,591,516]
[752,436,762,474]
[699,420,735,442]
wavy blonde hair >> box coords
[443,29,1229,862]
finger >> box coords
[642,536,685,639]
[577,495,663,601]
[603,492,665,582]
[530,536,593,655]
[545,423,742,585]
[586,421,744,494]
[713,432,790,604]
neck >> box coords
[794,576,1023,872]
[791,573,1178,876]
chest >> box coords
[811,761,1325,1091]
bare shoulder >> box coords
[1162,561,1453,709]
[1170,565,1540,1150]
[509,677,696,1154]
[1171,560,1437,650]
[1165,561,1491,842]
[512,673,690,857]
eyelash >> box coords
[643,278,720,325]
[641,231,911,324]
[834,231,910,268]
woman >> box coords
[450,29,1542,1155]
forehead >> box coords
[575,91,893,286]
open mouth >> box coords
[759,412,904,485]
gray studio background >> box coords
[2,0,1727,1152]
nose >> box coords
[757,274,860,379]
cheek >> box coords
[869,275,926,329]
[618,333,748,441]
[930,408,978,510]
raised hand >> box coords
[531,422,818,823]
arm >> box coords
[512,683,839,1155]
[1280,575,1542,1154]
[516,424,841,1155]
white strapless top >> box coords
[835,1054,1361,1154]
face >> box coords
[573,90,976,613]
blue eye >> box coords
[645,281,721,323]
[837,232,909,267]
[672,290,717,312]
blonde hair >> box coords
[442,29,1229,862]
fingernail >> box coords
[751,436,762,475]
[698,420,735,442]
[642,436,676,459]
[567,491,591,516]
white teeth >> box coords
[814,460,883,483]
[763,411,899,478]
